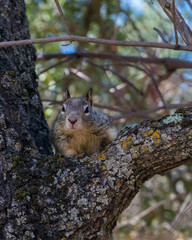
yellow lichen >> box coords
[144,129,154,137]
[126,136,134,146]
[118,139,129,149]
[187,130,192,136]
[97,154,106,161]
[127,136,132,141]
[149,129,154,134]
[102,165,107,170]
[151,130,161,144]
[65,223,70,227]
[122,140,127,149]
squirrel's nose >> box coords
[68,117,77,125]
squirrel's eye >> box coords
[62,105,66,112]
[84,106,89,114]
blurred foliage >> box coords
[25,0,192,239]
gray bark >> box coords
[2,108,192,240]
[1,1,192,240]
[0,1,51,239]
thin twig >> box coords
[54,0,71,36]
[153,27,169,44]
[115,199,166,230]
[158,0,192,46]
[1,35,192,51]
[68,68,92,82]
[172,0,179,48]
[38,55,75,76]
[87,60,143,96]
[150,74,166,107]
[142,64,166,107]
[67,67,109,89]
[172,194,192,228]
[186,0,192,10]
[112,102,192,120]
[37,52,192,69]
[105,62,147,74]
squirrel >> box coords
[51,88,117,156]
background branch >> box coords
[153,27,169,44]
[158,0,192,45]
[37,52,192,69]
[172,0,179,48]
[1,35,192,51]
[54,0,71,36]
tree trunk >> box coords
[1,1,192,240]
[0,0,51,239]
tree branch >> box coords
[54,0,71,36]
[9,107,192,239]
[87,60,143,96]
[1,35,192,51]
[37,52,192,70]
[157,0,192,46]
[153,27,169,44]
[172,0,179,48]
[186,0,192,10]
[37,55,75,76]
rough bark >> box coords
[0,1,51,239]
[2,108,192,240]
[1,1,192,240]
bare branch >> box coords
[87,60,143,96]
[1,35,192,51]
[151,74,166,107]
[37,52,192,69]
[153,27,169,44]
[68,68,92,82]
[38,55,75,76]
[54,0,71,36]
[112,102,192,120]
[186,0,192,10]
[158,0,192,45]
[143,65,167,107]
[115,199,166,229]
[172,194,192,228]
[172,0,179,48]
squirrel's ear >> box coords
[63,88,71,102]
[86,88,93,106]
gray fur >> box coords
[51,91,117,156]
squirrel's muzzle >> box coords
[68,116,78,125]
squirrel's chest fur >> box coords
[67,132,104,155]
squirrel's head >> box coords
[59,88,93,132]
